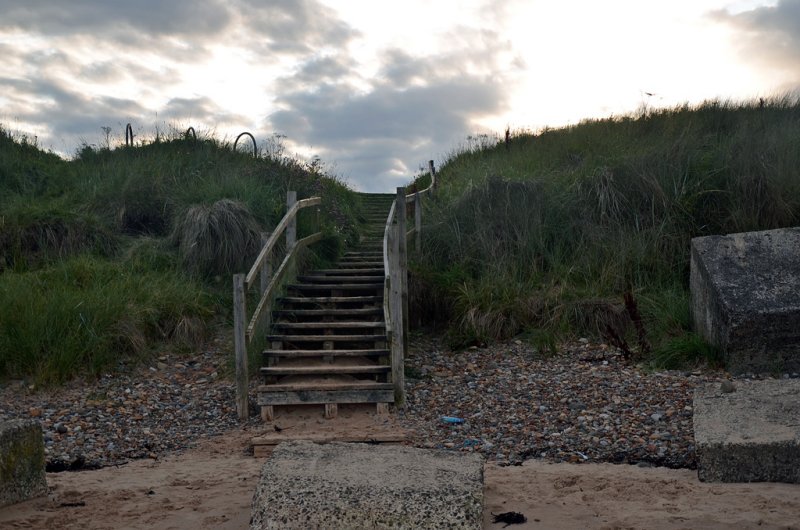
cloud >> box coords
[244,0,359,54]
[0,0,232,39]
[159,96,248,126]
[711,1,800,78]
[268,32,515,191]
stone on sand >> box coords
[251,441,483,529]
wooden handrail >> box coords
[382,160,438,407]
[233,191,322,420]
[246,197,321,288]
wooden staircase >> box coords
[257,193,396,421]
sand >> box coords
[1,423,798,530]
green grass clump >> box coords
[415,97,800,366]
[0,125,360,384]
[0,256,214,384]
[171,199,262,278]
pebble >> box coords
[400,336,727,469]
[0,348,256,468]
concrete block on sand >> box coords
[251,441,483,529]
[0,420,48,507]
[691,227,800,374]
[694,379,800,483]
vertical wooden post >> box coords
[398,188,409,374]
[390,187,407,406]
[260,232,271,295]
[428,160,437,193]
[259,232,273,337]
[286,191,297,250]
[414,191,422,253]
[233,274,249,420]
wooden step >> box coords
[273,321,385,330]
[258,381,392,392]
[335,261,384,267]
[252,432,408,456]
[263,349,389,358]
[277,295,382,304]
[257,382,393,406]
[267,334,387,342]
[297,275,383,283]
[260,365,391,376]
[288,283,383,291]
[313,268,383,275]
[274,308,383,317]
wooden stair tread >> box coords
[260,365,391,375]
[288,283,383,290]
[274,308,382,316]
[258,381,393,392]
[252,432,408,453]
[273,321,385,329]
[297,275,383,282]
[277,295,382,303]
[263,349,389,357]
[313,268,383,274]
[267,334,386,341]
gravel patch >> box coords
[0,346,259,470]
[3,334,791,473]
[399,337,725,469]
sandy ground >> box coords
[2,412,799,530]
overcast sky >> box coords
[1,0,798,191]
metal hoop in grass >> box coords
[185,126,197,142]
[125,123,134,147]
[233,131,257,157]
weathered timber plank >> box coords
[257,389,395,406]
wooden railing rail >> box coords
[383,160,437,406]
[233,191,322,419]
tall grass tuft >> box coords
[171,199,261,278]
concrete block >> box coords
[0,420,48,507]
[694,378,800,483]
[691,227,800,374]
[251,441,483,529]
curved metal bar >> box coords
[125,123,134,147]
[185,126,196,142]
[234,131,257,157]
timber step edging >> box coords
[288,283,383,291]
[267,334,387,342]
[260,365,391,376]
[274,308,383,317]
[277,295,382,304]
[258,382,393,392]
[312,268,383,275]
[263,349,389,358]
[297,275,384,283]
[273,321,385,330]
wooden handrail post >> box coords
[260,232,271,295]
[258,232,273,337]
[414,191,422,252]
[391,186,407,406]
[233,273,249,420]
[428,160,437,193]
[286,191,297,250]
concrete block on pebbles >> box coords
[694,379,800,483]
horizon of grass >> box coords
[412,96,800,368]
